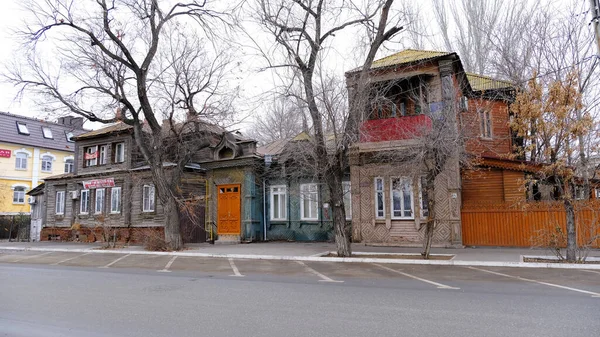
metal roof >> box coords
[369,49,453,70]
[74,122,133,140]
[0,112,87,152]
[466,73,513,91]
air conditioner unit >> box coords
[71,191,79,200]
[28,196,36,204]
[459,96,469,111]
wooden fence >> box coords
[461,201,600,248]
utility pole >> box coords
[590,0,600,53]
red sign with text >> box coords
[0,149,10,158]
[82,178,115,189]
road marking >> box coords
[295,261,343,283]
[582,270,600,276]
[375,263,459,289]
[52,253,90,265]
[158,256,178,272]
[228,258,244,277]
[12,252,53,263]
[99,254,131,269]
[468,266,600,298]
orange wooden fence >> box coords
[461,201,600,248]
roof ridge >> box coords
[0,111,86,129]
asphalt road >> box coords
[1,251,600,337]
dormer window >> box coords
[16,122,29,135]
[218,147,234,160]
[65,131,74,142]
[42,127,53,139]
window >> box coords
[41,155,53,172]
[65,131,74,142]
[95,188,105,214]
[270,185,287,221]
[85,146,98,167]
[16,122,29,135]
[479,109,492,138]
[391,177,413,218]
[55,191,65,215]
[574,186,586,200]
[114,143,125,163]
[143,185,155,212]
[13,187,26,204]
[64,159,74,173]
[300,183,318,220]
[343,181,352,220]
[80,189,90,214]
[99,145,107,165]
[42,127,53,139]
[419,176,430,218]
[111,187,121,214]
[15,152,27,170]
[375,177,385,219]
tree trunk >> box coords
[564,198,577,261]
[422,176,436,259]
[328,164,351,257]
[151,165,183,251]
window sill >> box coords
[391,217,414,221]
[13,202,25,205]
[479,136,493,141]
[15,168,28,171]
[300,218,319,222]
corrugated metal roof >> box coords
[0,112,87,152]
[370,49,453,70]
[466,73,513,91]
[74,122,132,140]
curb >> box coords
[2,246,600,270]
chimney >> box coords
[115,107,123,121]
[70,117,84,129]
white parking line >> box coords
[228,258,244,277]
[52,253,90,265]
[99,254,131,269]
[296,261,343,283]
[468,266,600,298]
[13,252,53,263]
[375,263,459,289]
[158,256,178,273]
[582,270,600,276]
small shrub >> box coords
[144,232,169,252]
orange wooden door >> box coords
[217,184,241,235]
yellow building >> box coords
[0,113,86,215]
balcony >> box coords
[359,114,432,143]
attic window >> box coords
[65,131,74,142]
[16,122,29,135]
[42,127,53,139]
[219,147,234,160]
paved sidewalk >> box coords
[1,240,599,269]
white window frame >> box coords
[343,181,352,220]
[115,142,125,163]
[110,187,122,214]
[270,185,287,221]
[16,122,29,135]
[65,131,74,142]
[64,158,74,173]
[12,186,26,204]
[374,177,385,219]
[142,184,155,212]
[390,177,414,219]
[85,146,98,167]
[419,176,430,219]
[80,189,90,214]
[15,152,28,170]
[55,191,65,215]
[99,145,108,165]
[42,126,53,139]
[479,108,493,139]
[300,183,319,221]
[41,155,53,173]
[95,188,105,214]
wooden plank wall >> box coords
[462,201,600,248]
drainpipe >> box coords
[263,179,267,241]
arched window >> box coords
[64,158,74,173]
[13,187,26,204]
[41,155,53,172]
[15,152,27,170]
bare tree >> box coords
[6,0,235,250]
[255,0,402,256]
[248,96,305,145]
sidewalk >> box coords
[1,240,599,269]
